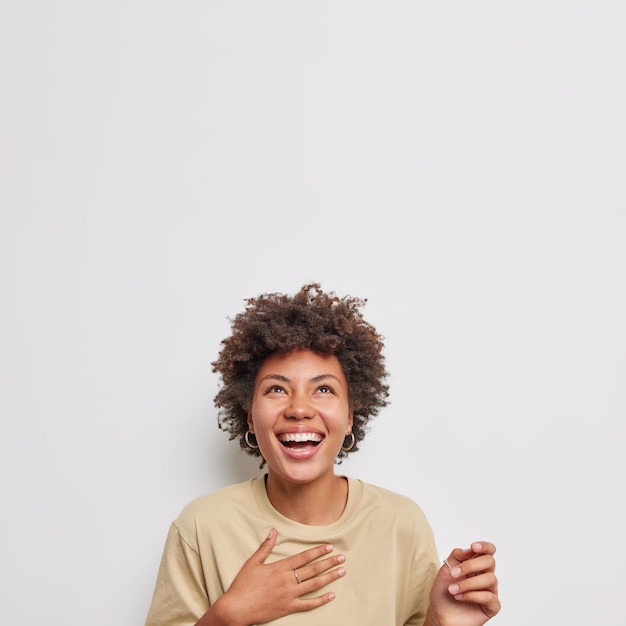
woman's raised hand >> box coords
[425,541,500,626]
[206,528,346,626]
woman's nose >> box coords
[285,392,314,419]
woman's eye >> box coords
[317,385,334,394]
[267,385,285,394]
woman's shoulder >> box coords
[349,479,436,550]
[175,478,258,527]
[350,477,431,522]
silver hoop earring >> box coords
[245,431,259,449]
[342,432,355,451]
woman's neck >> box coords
[265,472,349,526]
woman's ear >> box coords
[247,412,254,433]
[346,411,354,434]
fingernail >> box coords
[337,567,346,576]
[472,542,483,551]
[267,528,275,539]
[448,584,460,594]
[325,544,333,552]
[327,593,336,601]
[337,554,346,563]
[450,567,462,578]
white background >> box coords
[1,2,625,624]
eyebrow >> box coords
[258,374,343,385]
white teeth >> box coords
[278,433,323,443]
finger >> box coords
[293,591,338,613]
[297,564,347,596]
[469,541,496,557]
[249,528,278,565]
[447,554,496,579]
[295,553,346,583]
[447,571,498,598]
[450,589,501,617]
[287,543,335,569]
[446,541,497,568]
[443,547,473,569]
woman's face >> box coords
[248,348,353,487]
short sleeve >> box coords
[145,523,209,626]
[403,508,439,625]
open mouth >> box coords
[277,432,324,449]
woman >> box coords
[145,284,500,626]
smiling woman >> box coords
[144,284,501,626]
[248,349,354,519]
[211,283,389,463]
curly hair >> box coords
[211,283,389,462]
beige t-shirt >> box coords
[145,477,439,626]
